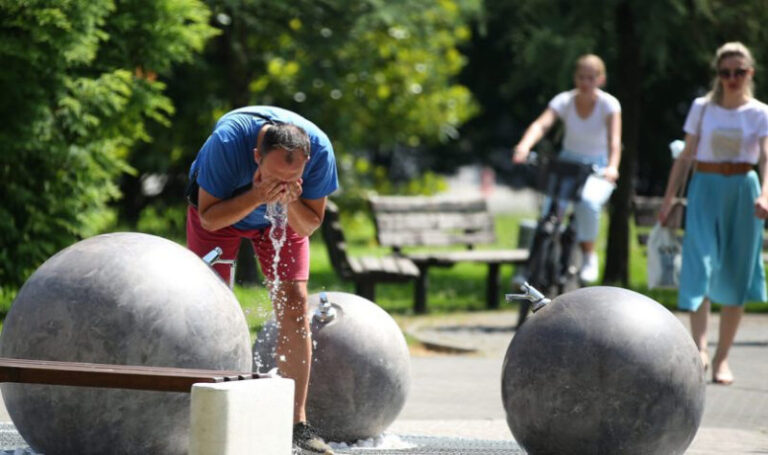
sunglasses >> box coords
[718,68,749,79]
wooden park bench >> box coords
[369,195,529,313]
[321,200,420,302]
[0,358,291,453]
[0,357,262,392]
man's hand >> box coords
[755,195,768,219]
[251,169,285,205]
[279,178,303,205]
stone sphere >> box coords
[254,291,410,442]
[0,233,252,455]
[502,286,705,455]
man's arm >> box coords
[287,197,326,237]
[197,169,284,231]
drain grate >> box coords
[0,424,526,454]
[333,435,524,454]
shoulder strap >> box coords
[675,100,708,203]
[696,100,708,138]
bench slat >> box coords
[0,357,260,393]
[378,255,400,274]
[378,231,496,247]
[407,249,529,265]
[375,212,493,231]
[370,196,488,213]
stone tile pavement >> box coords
[0,306,765,454]
[394,309,768,454]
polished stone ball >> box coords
[0,233,252,455]
[502,286,705,455]
[254,291,411,442]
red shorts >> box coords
[186,206,310,285]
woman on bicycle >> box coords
[660,42,768,385]
[512,54,622,283]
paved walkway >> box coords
[394,308,768,454]
[0,306,765,453]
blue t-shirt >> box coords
[189,106,339,230]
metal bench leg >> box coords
[486,263,500,309]
[355,281,376,302]
[414,266,429,314]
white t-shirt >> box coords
[684,96,768,164]
[548,89,622,158]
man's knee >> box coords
[275,281,309,321]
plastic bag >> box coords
[647,222,682,289]
[581,175,616,206]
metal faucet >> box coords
[505,282,550,313]
[202,247,236,289]
[314,291,337,322]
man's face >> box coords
[256,148,308,183]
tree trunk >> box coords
[603,1,641,286]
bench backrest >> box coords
[369,195,496,251]
[321,200,354,280]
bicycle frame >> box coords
[516,158,596,326]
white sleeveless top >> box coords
[684,96,768,164]
[548,89,621,159]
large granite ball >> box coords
[0,233,252,455]
[254,291,410,442]
[502,286,705,455]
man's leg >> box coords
[271,279,311,422]
[186,206,242,283]
[252,224,311,420]
[252,227,331,453]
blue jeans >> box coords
[540,151,609,243]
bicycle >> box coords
[514,154,605,327]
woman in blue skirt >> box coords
[660,42,768,385]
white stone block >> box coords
[189,378,294,455]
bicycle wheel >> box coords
[558,218,582,293]
[516,223,560,327]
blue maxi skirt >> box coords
[678,170,767,311]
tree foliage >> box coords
[0,0,216,290]
[123,0,480,226]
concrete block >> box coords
[189,378,294,455]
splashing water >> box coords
[258,203,290,373]
[265,203,288,304]
[328,434,417,450]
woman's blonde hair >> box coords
[575,54,606,78]
[709,42,755,105]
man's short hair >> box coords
[262,124,311,162]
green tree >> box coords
[460,0,768,286]
[121,0,480,229]
[0,0,217,294]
